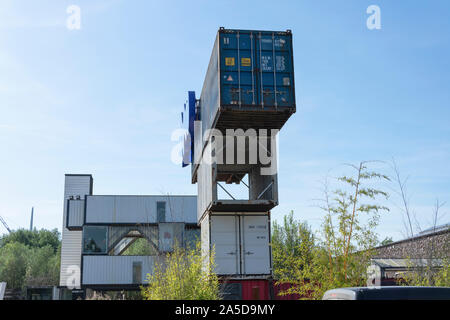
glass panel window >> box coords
[83,226,108,254]
[132,261,142,284]
[157,201,166,222]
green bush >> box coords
[0,242,30,289]
[0,229,61,289]
[141,242,220,300]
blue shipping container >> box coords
[199,28,296,135]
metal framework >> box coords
[0,215,11,233]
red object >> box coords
[219,279,305,300]
[221,279,271,300]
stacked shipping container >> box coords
[201,214,271,276]
[186,28,296,300]
[199,28,296,138]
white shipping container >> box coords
[82,255,162,285]
[210,216,239,275]
[85,195,197,224]
[241,215,271,275]
[203,213,271,276]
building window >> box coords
[83,226,108,254]
[184,227,200,249]
[157,201,166,222]
[132,261,142,284]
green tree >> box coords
[272,211,315,280]
[0,228,60,253]
[25,245,60,286]
[141,242,220,300]
[399,200,450,287]
[122,238,157,256]
[401,258,450,287]
[0,228,61,290]
[380,237,394,246]
[0,242,30,289]
[278,161,390,299]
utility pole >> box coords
[30,207,34,231]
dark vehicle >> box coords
[322,286,450,300]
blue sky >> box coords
[0,0,449,241]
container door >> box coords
[255,32,294,108]
[220,31,258,106]
[211,216,239,275]
[241,215,270,275]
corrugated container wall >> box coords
[85,195,197,224]
[82,255,163,286]
[60,174,93,288]
[202,213,271,276]
[221,280,271,300]
[200,28,296,139]
[67,199,85,229]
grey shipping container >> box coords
[84,195,197,224]
[82,255,162,286]
[66,199,85,230]
[199,28,296,137]
[201,213,272,276]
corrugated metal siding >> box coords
[200,32,220,143]
[201,216,210,256]
[221,280,271,300]
[199,28,295,142]
[85,195,196,224]
[67,199,85,229]
[218,31,295,108]
[241,215,271,275]
[194,138,279,220]
[60,175,92,287]
[166,196,197,223]
[211,215,239,275]
[197,156,215,222]
[82,255,162,285]
[204,213,271,276]
[241,280,270,300]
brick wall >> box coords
[373,229,450,259]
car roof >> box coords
[323,286,450,300]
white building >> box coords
[59,174,198,299]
